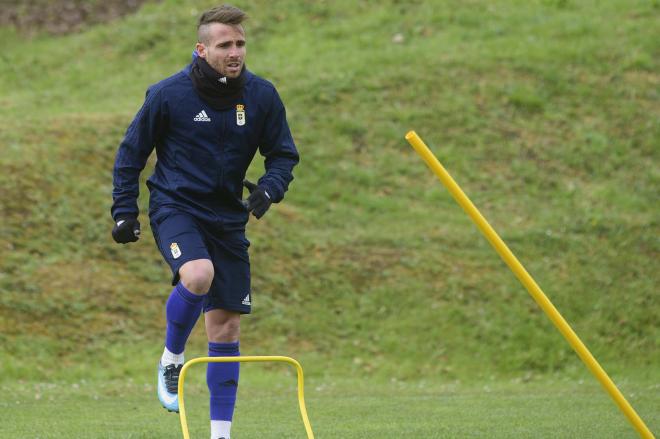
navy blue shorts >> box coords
[150,210,251,314]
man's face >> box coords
[196,23,246,78]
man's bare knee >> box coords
[179,259,214,294]
[205,310,240,343]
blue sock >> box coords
[207,341,240,421]
[164,283,205,355]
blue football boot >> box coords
[157,361,182,413]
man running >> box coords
[110,5,299,438]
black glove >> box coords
[242,179,272,219]
[112,216,141,244]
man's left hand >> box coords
[242,179,272,219]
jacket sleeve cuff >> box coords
[111,206,139,222]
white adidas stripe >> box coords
[193,110,211,122]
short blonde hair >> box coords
[198,5,247,43]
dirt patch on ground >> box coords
[0,0,156,35]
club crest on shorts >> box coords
[236,104,246,126]
[170,242,181,259]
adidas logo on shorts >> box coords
[242,294,251,306]
[194,110,211,122]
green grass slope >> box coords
[0,0,658,386]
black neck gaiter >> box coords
[189,56,246,110]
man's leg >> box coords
[164,259,214,358]
[205,309,241,439]
[158,259,213,412]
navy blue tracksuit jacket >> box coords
[111,64,299,229]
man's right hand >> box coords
[112,216,141,244]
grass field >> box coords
[2,370,659,438]
[0,0,658,437]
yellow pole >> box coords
[178,355,315,439]
[405,130,655,439]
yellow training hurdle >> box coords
[178,356,315,439]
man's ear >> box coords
[195,42,207,58]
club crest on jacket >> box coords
[236,104,246,126]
